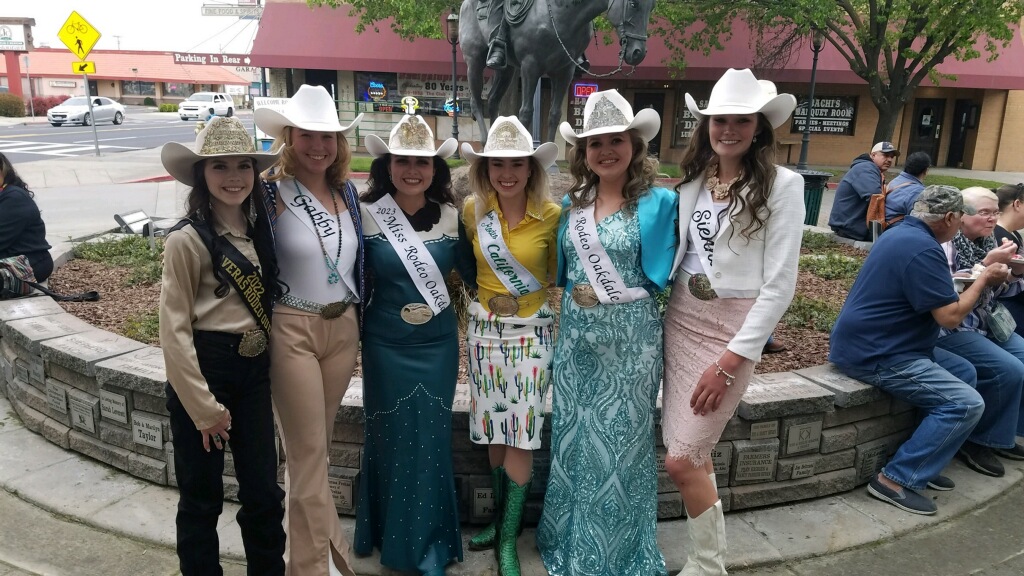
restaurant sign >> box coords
[791,96,858,135]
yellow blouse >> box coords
[463,194,561,317]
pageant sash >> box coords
[367,194,450,315]
[477,210,544,296]
[567,204,650,305]
[689,188,721,273]
[282,179,358,291]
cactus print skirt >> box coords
[466,300,555,450]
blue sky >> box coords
[23,0,260,54]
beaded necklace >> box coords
[294,180,343,284]
[705,163,742,201]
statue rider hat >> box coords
[462,116,558,169]
[685,68,797,129]
[558,89,661,145]
[254,84,363,140]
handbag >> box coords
[987,301,1017,343]
[0,255,100,302]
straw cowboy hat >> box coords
[253,84,363,140]
[365,114,458,159]
[461,116,558,168]
[161,116,280,186]
[558,89,660,145]
[685,68,796,129]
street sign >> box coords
[172,52,251,66]
[71,61,95,74]
[201,5,262,17]
[57,11,101,61]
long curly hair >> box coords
[0,152,30,195]
[360,154,457,206]
[264,126,351,187]
[565,129,660,214]
[185,160,284,302]
[676,114,778,241]
[468,156,552,222]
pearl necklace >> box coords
[706,164,742,201]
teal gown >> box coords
[537,211,668,576]
[354,200,465,574]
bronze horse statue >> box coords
[460,0,656,144]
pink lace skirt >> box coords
[662,281,756,466]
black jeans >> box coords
[166,330,285,576]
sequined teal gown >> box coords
[537,211,668,576]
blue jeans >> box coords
[836,348,983,490]
[936,330,1024,445]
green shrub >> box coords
[0,93,25,117]
[74,236,164,286]
[123,310,160,344]
[143,96,156,106]
[799,253,864,280]
[783,295,841,333]
[801,230,837,251]
[158,103,177,112]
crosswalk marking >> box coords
[0,139,143,157]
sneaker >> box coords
[958,442,1006,477]
[926,475,955,491]
[867,477,937,515]
[993,443,1024,461]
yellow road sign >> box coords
[71,61,96,74]
[58,11,101,61]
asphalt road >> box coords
[0,109,254,164]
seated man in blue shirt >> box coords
[883,151,931,229]
[828,142,897,241]
[830,185,1005,515]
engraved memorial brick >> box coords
[132,412,165,449]
[711,442,733,486]
[750,420,779,440]
[0,296,65,322]
[99,389,129,424]
[796,364,886,407]
[776,448,855,481]
[738,373,835,420]
[95,347,167,397]
[67,389,99,434]
[781,414,825,457]
[731,438,779,485]
[41,330,146,377]
[854,437,891,483]
[46,378,69,414]
[2,313,94,354]
[328,466,358,514]
[13,358,29,384]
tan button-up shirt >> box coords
[159,221,262,430]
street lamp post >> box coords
[23,56,34,120]
[796,27,826,170]
[445,11,460,159]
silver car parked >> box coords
[47,96,126,127]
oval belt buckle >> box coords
[687,273,718,301]
[320,301,348,320]
[570,284,600,308]
[487,295,520,317]
[237,329,267,358]
[400,303,434,325]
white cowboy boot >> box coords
[679,499,727,576]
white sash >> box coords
[567,204,650,305]
[367,195,450,314]
[281,179,358,294]
[688,188,720,275]
[477,210,544,296]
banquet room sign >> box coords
[791,96,858,135]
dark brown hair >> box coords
[360,154,456,206]
[0,152,30,194]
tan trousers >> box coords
[270,305,359,576]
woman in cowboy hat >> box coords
[536,89,677,576]
[355,108,470,576]
[460,116,559,576]
[158,116,285,575]
[253,83,364,576]
[663,69,804,575]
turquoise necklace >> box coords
[294,180,343,284]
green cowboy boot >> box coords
[496,475,530,576]
[468,466,506,551]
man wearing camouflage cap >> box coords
[829,185,1006,515]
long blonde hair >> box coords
[264,126,351,186]
[565,130,659,214]
[468,156,552,222]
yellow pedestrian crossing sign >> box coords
[58,11,101,61]
[72,61,96,74]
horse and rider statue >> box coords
[460,0,656,144]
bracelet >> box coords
[714,360,736,386]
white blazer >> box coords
[671,166,805,362]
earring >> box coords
[248,197,257,223]
[753,135,758,143]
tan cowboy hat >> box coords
[558,89,660,145]
[253,84,363,139]
[161,116,280,186]
[365,114,458,159]
[685,68,796,129]
[461,116,558,168]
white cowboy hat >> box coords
[558,89,660,145]
[161,116,280,186]
[685,68,796,129]
[365,114,458,159]
[461,116,558,168]
[253,84,363,140]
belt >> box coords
[680,271,718,301]
[193,329,268,358]
[279,293,355,320]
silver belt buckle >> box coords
[319,301,349,320]
[237,329,268,357]
[487,294,520,317]
[686,273,718,301]
[400,303,434,325]
[570,284,599,308]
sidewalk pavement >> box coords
[3,394,1024,575]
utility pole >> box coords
[112,35,121,50]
